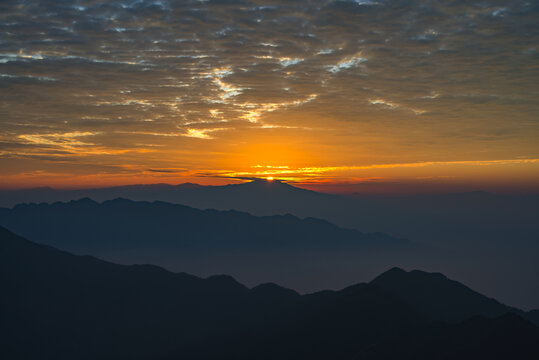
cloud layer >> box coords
[1,0,537,188]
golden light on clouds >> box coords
[183,128,226,140]
[203,158,539,183]
[0,0,537,193]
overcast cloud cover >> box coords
[0,0,538,187]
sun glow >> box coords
[266,176,274,181]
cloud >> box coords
[327,54,367,73]
[183,128,227,139]
[146,168,185,173]
[17,132,98,148]
[0,0,537,186]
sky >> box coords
[0,0,538,193]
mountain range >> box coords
[2,226,538,359]
[1,180,538,309]
[1,180,537,247]
[0,196,407,253]
[0,197,413,293]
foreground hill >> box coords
[371,267,539,325]
[1,226,538,359]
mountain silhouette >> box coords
[1,182,536,258]
[0,196,406,252]
[1,182,538,309]
[0,179,327,213]
[1,182,536,245]
[0,197,411,292]
[0,226,422,359]
[371,267,539,325]
[2,226,539,359]
[1,180,536,251]
[0,225,249,359]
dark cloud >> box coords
[147,168,184,173]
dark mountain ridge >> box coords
[0,196,408,251]
[2,226,538,359]
[2,180,536,249]
[0,197,409,287]
[371,267,537,324]
[1,185,538,310]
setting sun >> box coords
[266,177,274,181]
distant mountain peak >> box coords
[373,267,450,283]
[58,197,99,208]
[233,179,316,193]
[102,197,136,204]
[176,182,202,188]
[246,178,290,186]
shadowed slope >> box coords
[0,226,419,359]
[0,226,252,359]
[371,267,538,325]
[2,227,538,359]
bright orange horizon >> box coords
[1,156,538,195]
[1,133,538,193]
